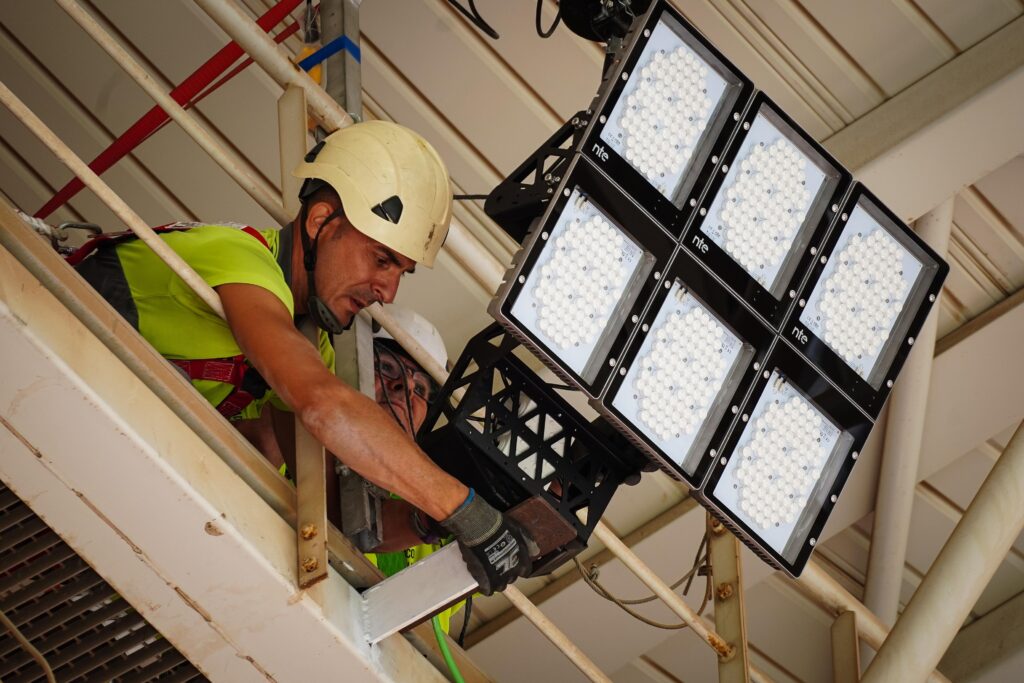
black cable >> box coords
[375,344,416,436]
[303,0,320,43]
[572,532,713,630]
[535,0,561,38]
[446,0,500,39]
[457,596,473,648]
[453,193,490,201]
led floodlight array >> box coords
[702,343,871,575]
[490,156,675,396]
[686,92,851,325]
[787,184,949,416]
[581,1,753,231]
[480,0,948,577]
[597,248,774,488]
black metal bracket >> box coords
[417,324,649,576]
[484,111,590,244]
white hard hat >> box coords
[371,306,448,372]
[292,121,453,267]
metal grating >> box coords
[0,482,208,683]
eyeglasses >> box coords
[374,348,434,403]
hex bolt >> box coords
[302,557,319,573]
[300,524,318,540]
[717,582,735,600]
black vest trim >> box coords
[75,247,139,331]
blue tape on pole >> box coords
[298,34,362,70]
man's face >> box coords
[305,201,417,327]
[374,345,432,435]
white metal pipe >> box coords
[192,0,508,297]
[592,521,735,659]
[794,563,952,683]
[862,198,953,628]
[56,0,290,227]
[0,77,226,319]
[862,418,1024,682]
[194,0,353,132]
[502,585,613,683]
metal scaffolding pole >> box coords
[831,611,860,683]
[0,80,225,319]
[862,198,954,631]
[592,522,734,659]
[862,418,1024,682]
[707,515,751,683]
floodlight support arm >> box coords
[862,198,953,631]
[862,417,1024,682]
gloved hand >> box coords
[440,489,537,596]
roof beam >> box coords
[939,588,1024,681]
[823,16,1024,222]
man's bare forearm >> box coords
[297,382,467,521]
[218,283,469,522]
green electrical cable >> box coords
[432,615,465,683]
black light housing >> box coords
[489,156,675,398]
[784,183,950,417]
[700,342,872,577]
[594,246,775,488]
[683,92,853,327]
[579,1,754,233]
[471,0,950,577]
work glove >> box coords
[440,490,537,596]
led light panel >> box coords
[509,187,646,379]
[491,157,675,396]
[800,207,921,382]
[613,283,745,465]
[701,344,871,576]
[685,94,851,326]
[712,371,846,559]
[602,21,727,200]
[596,249,774,487]
[582,2,753,230]
[787,185,949,415]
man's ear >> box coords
[304,200,334,238]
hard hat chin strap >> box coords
[298,202,349,335]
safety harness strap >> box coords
[70,223,273,418]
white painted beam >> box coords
[862,419,1024,682]
[0,242,446,682]
[863,199,953,631]
[824,17,1024,222]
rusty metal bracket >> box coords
[708,513,750,682]
[295,319,329,590]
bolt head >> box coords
[300,524,318,540]
[302,557,320,573]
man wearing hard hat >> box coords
[72,121,532,595]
